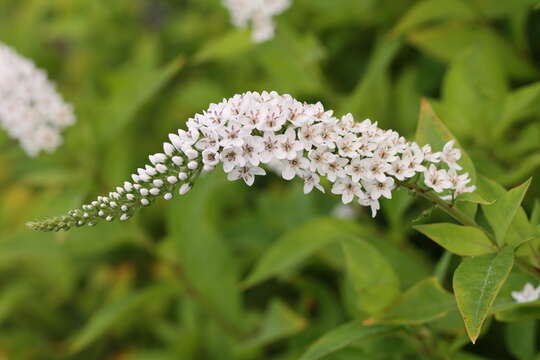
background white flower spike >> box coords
[0,43,75,157]
[222,0,291,43]
[27,91,475,232]
[511,283,540,303]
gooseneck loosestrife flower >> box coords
[28,91,475,232]
[0,43,75,157]
[511,283,540,303]
[222,0,291,43]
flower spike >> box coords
[27,91,475,232]
[0,43,75,157]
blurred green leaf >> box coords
[299,322,398,360]
[392,0,476,35]
[482,178,531,246]
[242,217,359,288]
[441,39,507,138]
[342,237,400,314]
[241,300,306,350]
[99,54,185,140]
[194,29,253,63]
[453,246,514,343]
[165,173,243,327]
[414,223,497,256]
[69,285,171,353]
[415,99,477,184]
[341,37,401,126]
[505,320,536,359]
[372,277,455,325]
[495,82,540,138]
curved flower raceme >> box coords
[0,43,75,157]
[28,91,475,232]
[222,0,291,43]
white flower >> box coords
[364,177,395,200]
[363,158,390,183]
[202,149,220,167]
[424,164,452,193]
[222,0,291,43]
[281,152,309,180]
[227,165,266,186]
[241,135,264,166]
[358,192,380,218]
[441,140,462,170]
[275,127,303,160]
[512,283,540,303]
[219,122,251,148]
[300,171,325,194]
[221,147,245,172]
[323,156,348,182]
[260,131,280,163]
[0,43,75,156]
[331,177,362,204]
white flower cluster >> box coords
[0,43,75,157]
[28,91,474,232]
[222,0,291,42]
[512,283,540,303]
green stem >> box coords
[402,182,500,249]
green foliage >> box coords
[1,0,540,359]
[453,247,515,343]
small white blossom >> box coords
[227,165,266,186]
[0,43,75,156]
[222,0,291,43]
[512,283,540,303]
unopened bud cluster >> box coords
[0,43,75,157]
[28,91,474,232]
[222,0,291,42]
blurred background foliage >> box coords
[0,0,540,359]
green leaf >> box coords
[453,246,515,343]
[415,99,477,184]
[194,29,254,63]
[504,320,536,360]
[441,38,508,138]
[241,300,306,350]
[299,322,398,360]
[482,178,531,246]
[69,285,169,353]
[340,37,401,126]
[414,223,497,256]
[100,54,185,140]
[342,238,400,314]
[165,173,243,326]
[495,82,540,138]
[372,277,455,325]
[392,0,476,35]
[242,217,359,288]
[496,301,540,322]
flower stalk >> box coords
[28,91,475,232]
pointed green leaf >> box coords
[69,285,170,353]
[504,320,536,360]
[194,29,253,63]
[241,300,306,350]
[482,179,531,246]
[392,0,476,35]
[453,246,514,343]
[299,322,398,360]
[342,238,400,314]
[372,278,455,325]
[242,218,359,288]
[414,223,497,256]
[415,99,477,184]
